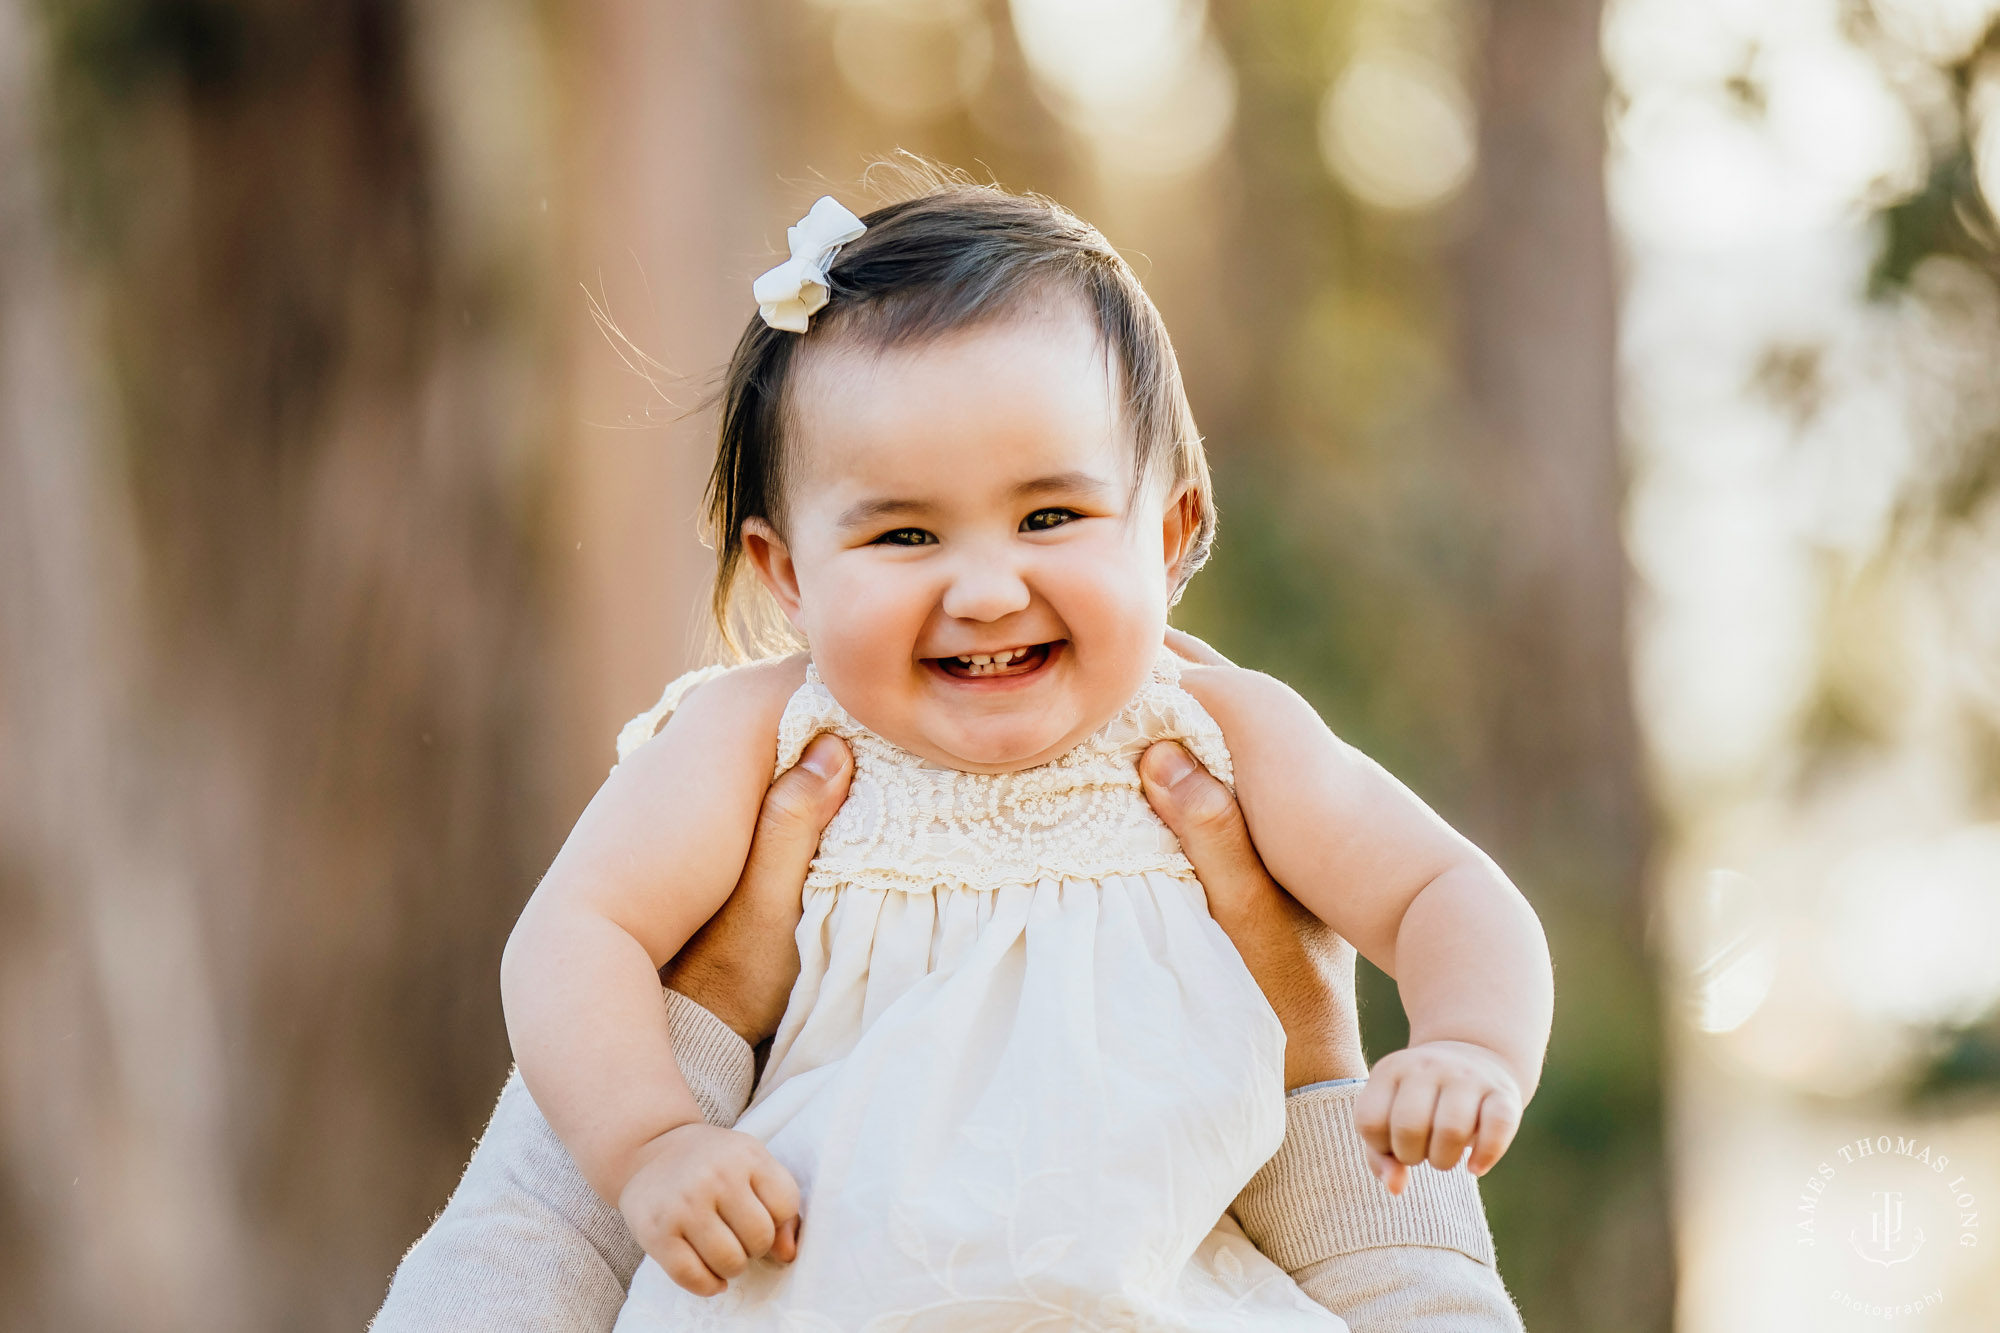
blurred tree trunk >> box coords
[554,0,772,780]
[1448,1,1670,1327]
[0,4,251,1324]
[1454,0,1648,912]
[2,0,558,1326]
[0,0,780,1322]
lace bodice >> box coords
[772,645,1233,896]
[617,645,1236,895]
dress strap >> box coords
[772,660,858,778]
[613,662,739,766]
[1134,642,1235,790]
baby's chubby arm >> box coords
[499,653,810,1291]
[1179,664,1553,1191]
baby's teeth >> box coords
[951,645,1035,672]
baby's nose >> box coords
[939,560,1031,622]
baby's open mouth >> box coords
[931,641,1057,680]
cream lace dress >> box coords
[613,646,1346,1333]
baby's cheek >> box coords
[809,569,923,650]
[1053,563,1167,696]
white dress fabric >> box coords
[615,647,1346,1333]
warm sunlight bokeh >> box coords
[1609,0,2000,1326]
[4,1,1996,1329]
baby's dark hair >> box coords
[706,167,1216,660]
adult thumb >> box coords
[1140,741,1245,850]
[1139,740,1271,914]
[760,733,853,838]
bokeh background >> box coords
[3,0,1998,1329]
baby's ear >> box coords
[741,518,804,626]
[1161,482,1202,583]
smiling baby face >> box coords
[742,298,1199,774]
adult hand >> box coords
[1145,629,1367,1092]
[661,733,853,1047]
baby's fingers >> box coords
[685,1209,752,1281]
[749,1154,801,1223]
[771,1215,801,1264]
[1468,1089,1523,1176]
[1426,1082,1485,1171]
[1366,1140,1410,1195]
[715,1183,778,1263]
[1352,1075,1398,1159]
[1387,1076,1441,1167]
[745,1152,802,1264]
[658,1234,727,1297]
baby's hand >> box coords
[1354,1040,1523,1195]
[618,1123,802,1296]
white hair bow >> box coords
[752,196,867,333]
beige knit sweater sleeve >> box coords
[373,994,1523,1332]
[1234,1082,1524,1331]
[371,992,749,1333]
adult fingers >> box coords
[1428,1082,1485,1171]
[1140,740,1365,1089]
[657,1235,726,1297]
[1138,742,1270,922]
[664,735,853,1039]
[1163,626,1235,667]
[743,734,853,900]
[1469,1089,1523,1176]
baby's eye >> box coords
[1021,508,1081,532]
[871,527,936,547]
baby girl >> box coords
[498,179,1553,1330]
